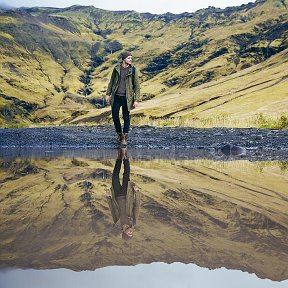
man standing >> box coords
[105,51,140,146]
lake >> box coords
[0,148,287,288]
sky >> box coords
[0,0,255,14]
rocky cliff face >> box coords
[0,157,287,281]
[0,0,287,126]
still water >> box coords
[0,148,287,288]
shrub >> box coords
[254,113,288,129]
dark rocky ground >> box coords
[0,126,287,160]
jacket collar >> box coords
[115,63,133,75]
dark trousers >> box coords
[112,159,130,197]
[112,95,130,133]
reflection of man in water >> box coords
[105,148,140,239]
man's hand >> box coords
[105,95,111,104]
[105,188,111,197]
[133,101,139,108]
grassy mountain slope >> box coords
[0,157,287,279]
[59,47,288,127]
[132,47,288,127]
[0,0,287,127]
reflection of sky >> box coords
[1,263,288,288]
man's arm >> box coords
[106,68,116,103]
[105,187,120,224]
[133,68,140,104]
[132,184,141,225]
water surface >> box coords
[0,148,287,287]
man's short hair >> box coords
[121,51,132,60]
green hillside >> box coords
[132,48,288,127]
[0,0,287,127]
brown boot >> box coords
[117,132,123,145]
[121,133,128,146]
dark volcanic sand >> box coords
[0,126,287,160]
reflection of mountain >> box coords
[0,157,287,281]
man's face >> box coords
[124,55,132,65]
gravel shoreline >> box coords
[0,126,287,160]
